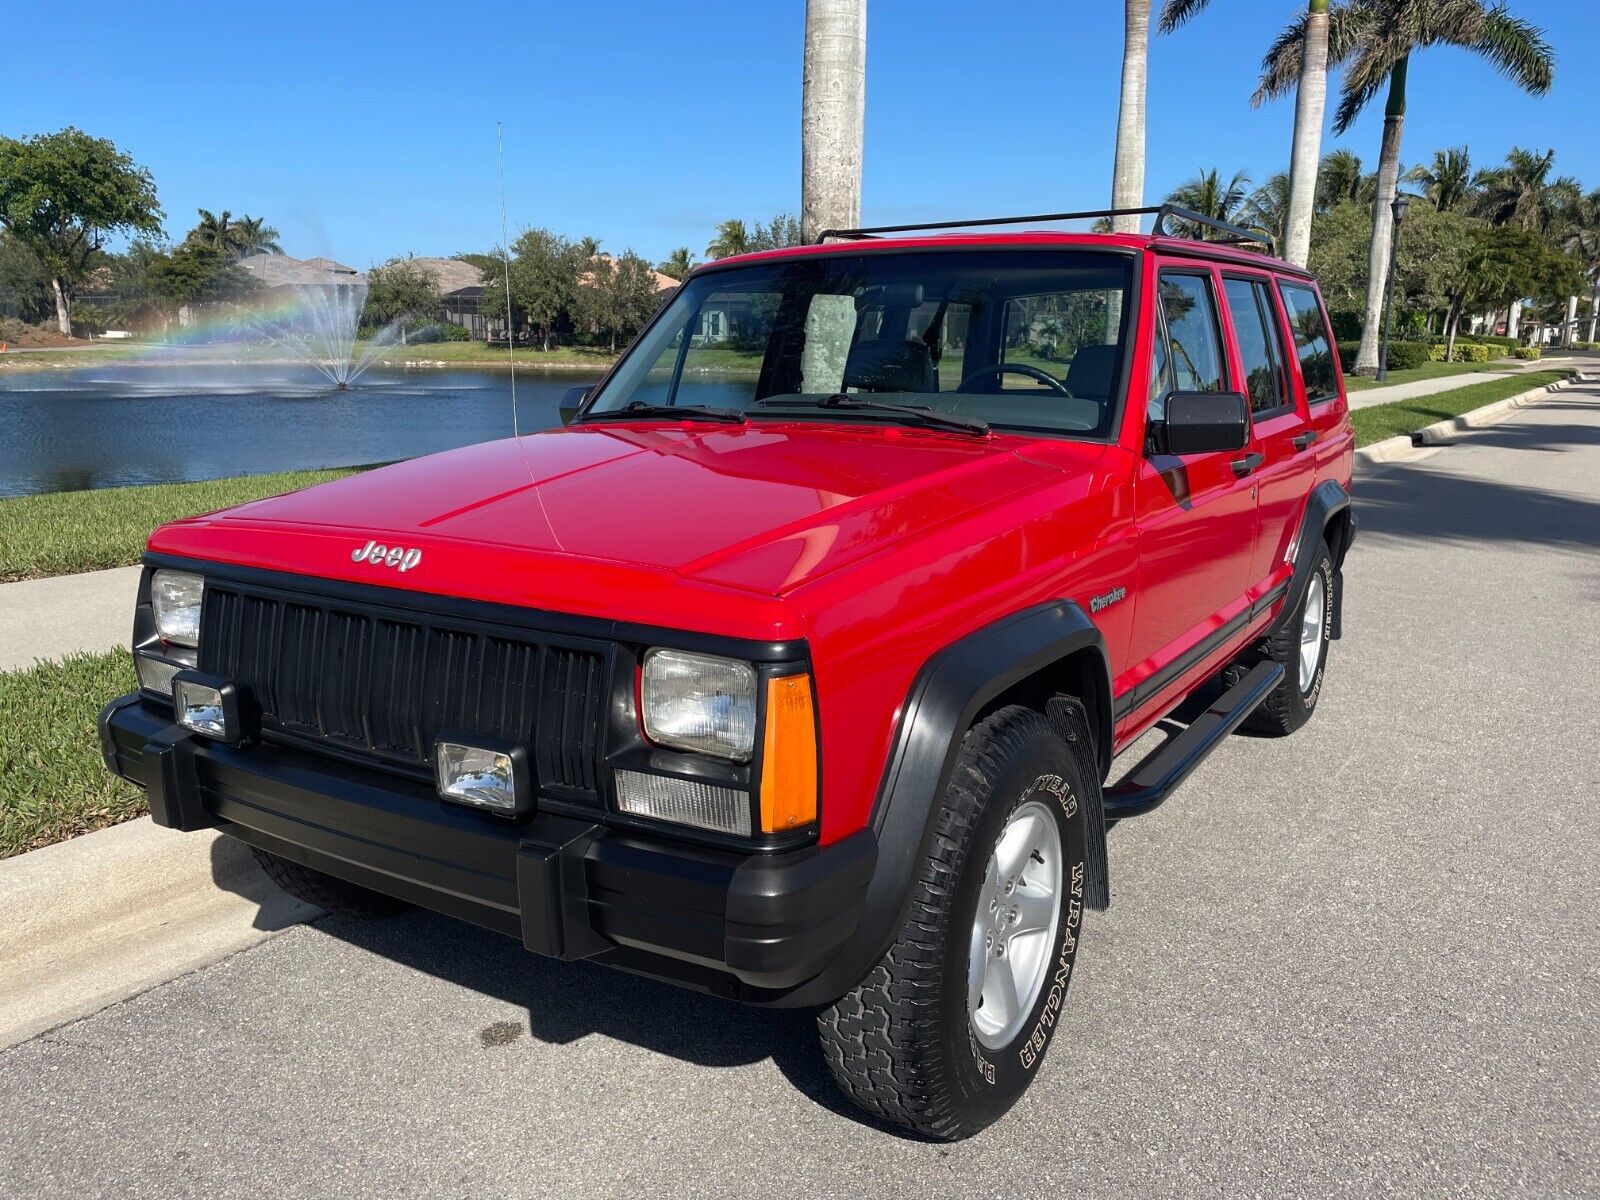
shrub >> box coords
[1511,345,1542,360]
[1328,310,1363,345]
[1428,343,1449,362]
[0,315,27,341]
[1385,341,1430,370]
[1456,342,1492,363]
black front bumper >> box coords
[100,693,875,1005]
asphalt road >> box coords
[4,387,1598,1198]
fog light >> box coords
[614,769,750,837]
[171,672,242,743]
[435,738,530,818]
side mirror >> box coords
[558,385,592,427]
[1154,391,1249,455]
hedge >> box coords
[1339,340,1429,372]
[1511,345,1542,360]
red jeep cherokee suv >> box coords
[101,207,1354,1139]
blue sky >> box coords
[7,0,1596,268]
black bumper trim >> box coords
[99,693,875,1004]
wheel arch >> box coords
[782,600,1111,1007]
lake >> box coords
[0,364,605,499]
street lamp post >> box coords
[1376,192,1412,383]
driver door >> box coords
[1124,266,1260,714]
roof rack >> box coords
[815,204,1277,257]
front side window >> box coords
[1223,277,1288,415]
[584,250,1134,438]
[1158,273,1225,395]
[1277,281,1339,404]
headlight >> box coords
[151,570,205,647]
[640,648,756,761]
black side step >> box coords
[1102,660,1285,819]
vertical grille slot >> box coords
[198,582,609,801]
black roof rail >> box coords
[814,203,1277,258]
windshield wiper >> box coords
[754,393,989,436]
[578,400,747,425]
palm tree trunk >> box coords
[1353,58,1408,374]
[1587,287,1598,343]
[50,277,73,337]
[800,0,866,244]
[1564,294,1579,347]
[1507,299,1522,342]
[1283,0,1329,267]
[1110,0,1150,234]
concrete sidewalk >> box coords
[0,565,140,672]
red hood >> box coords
[150,421,1087,634]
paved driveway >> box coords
[3,389,1597,1198]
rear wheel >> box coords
[1228,539,1335,735]
[816,706,1091,1140]
[249,847,411,917]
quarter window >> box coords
[1277,282,1339,404]
[1223,277,1288,415]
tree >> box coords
[1261,0,1554,373]
[577,252,663,353]
[0,230,53,324]
[1405,145,1476,211]
[750,214,804,251]
[1163,168,1254,233]
[1438,223,1580,355]
[657,247,696,280]
[706,219,751,260]
[0,127,163,335]
[1308,198,1475,325]
[1110,0,1152,233]
[495,228,582,350]
[1316,148,1371,211]
[185,209,283,259]
[1165,0,1338,266]
[577,236,602,257]
[146,243,256,309]
[1476,146,1579,234]
[800,0,865,243]
[1246,171,1293,250]
[363,255,442,343]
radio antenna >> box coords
[496,121,519,439]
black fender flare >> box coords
[1272,479,1354,639]
[781,600,1111,1007]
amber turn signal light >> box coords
[759,673,819,834]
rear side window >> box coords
[1148,272,1225,423]
[1223,277,1288,415]
[1277,282,1339,404]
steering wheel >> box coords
[956,362,1075,397]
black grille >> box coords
[199,582,609,796]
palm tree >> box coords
[1246,171,1293,250]
[800,0,865,242]
[1476,147,1579,234]
[1110,0,1152,233]
[1316,149,1370,211]
[1164,0,1338,267]
[657,247,696,281]
[232,215,282,257]
[1404,146,1475,211]
[705,219,752,260]
[578,236,602,258]
[1164,168,1255,236]
[1260,0,1554,373]
[186,208,235,254]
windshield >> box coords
[583,250,1134,438]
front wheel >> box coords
[816,706,1091,1140]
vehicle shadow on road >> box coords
[1356,428,1600,555]
[305,908,914,1136]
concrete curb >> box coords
[1355,370,1591,469]
[0,816,320,1049]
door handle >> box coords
[1291,431,1318,451]
[1230,452,1265,477]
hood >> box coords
[150,421,1085,625]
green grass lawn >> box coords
[358,340,617,369]
[0,649,144,857]
[0,468,357,583]
[1342,358,1518,392]
[1351,369,1573,447]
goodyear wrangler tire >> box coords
[1227,538,1335,736]
[816,705,1089,1140]
[249,847,411,917]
